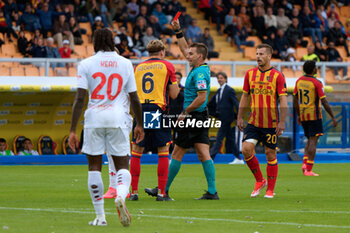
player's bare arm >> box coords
[276,95,287,136]
[129,91,145,143]
[177,91,207,122]
[321,98,338,127]
[69,88,86,152]
[237,92,250,132]
[293,94,301,125]
[168,83,180,99]
[171,19,189,58]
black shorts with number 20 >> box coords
[243,124,278,149]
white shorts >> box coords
[82,128,131,156]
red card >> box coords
[173,11,181,21]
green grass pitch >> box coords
[1,163,349,233]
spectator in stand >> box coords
[116,36,136,59]
[290,7,300,20]
[69,17,83,45]
[0,138,14,156]
[327,3,340,21]
[73,0,89,23]
[37,2,58,38]
[3,0,20,31]
[265,0,278,14]
[327,12,338,29]
[345,19,350,41]
[46,37,64,69]
[18,138,39,156]
[314,40,327,61]
[17,31,29,56]
[198,0,211,20]
[114,26,134,47]
[211,0,226,34]
[92,16,105,34]
[276,8,291,32]
[238,6,252,34]
[198,27,219,59]
[327,41,348,80]
[284,47,298,72]
[59,40,72,68]
[185,19,202,42]
[148,15,163,38]
[137,5,150,24]
[224,0,240,13]
[273,29,289,60]
[232,16,254,53]
[285,18,308,48]
[0,9,17,42]
[300,6,323,44]
[313,8,328,39]
[179,7,192,31]
[30,37,47,66]
[301,44,320,62]
[86,0,108,28]
[224,8,237,37]
[126,0,139,23]
[264,7,277,35]
[166,0,183,19]
[152,3,169,29]
[327,21,350,57]
[142,26,158,48]
[317,5,328,20]
[53,14,75,51]
[278,0,293,18]
[132,31,148,58]
[251,4,265,40]
[20,3,41,32]
[133,16,147,36]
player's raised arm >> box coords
[171,19,189,58]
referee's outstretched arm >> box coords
[171,19,189,58]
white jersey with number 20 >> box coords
[76,51,137,129]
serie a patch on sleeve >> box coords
[197,79,207,90]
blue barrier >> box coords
[1,153,350,165]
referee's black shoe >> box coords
[156,192,174,201]
[144,187,158,197]
[195,191,219,200]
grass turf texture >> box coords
[0,163,349,233]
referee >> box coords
[156,18,218,200]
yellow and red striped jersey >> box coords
[243,67,287,128]
[134,58,177,110]
[293,75,325,121]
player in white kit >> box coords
[68,28,144,227]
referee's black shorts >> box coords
[174,110,210,149]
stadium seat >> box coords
[340,6,350,17]
[55,67,68,76]
[25,66,40,76]
[37,135,57,155]
[296,47,307,60]
[79,22,92,36]
[86,44,94,56]
[12,135,27,155]
[68,67,77,76]
[74,45,87,58]
[0,66,10,76]
[244,47,256,60]
[10,67,25,76]
[39,67,54,76]
[1,44,16,57]
[62,135,75,155]
[81,34,89,44]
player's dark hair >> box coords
[23,138,31,143]
[190,43,208,60]
[216,72,228,81]
[0,138,6,143]
[257,43,273,54]
[93,28,116,53]
[303,60,316,75]
[175,71,183,78]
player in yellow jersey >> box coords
[129,40,179,201]
[293,60,337,176]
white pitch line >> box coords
[1,206,350,229]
